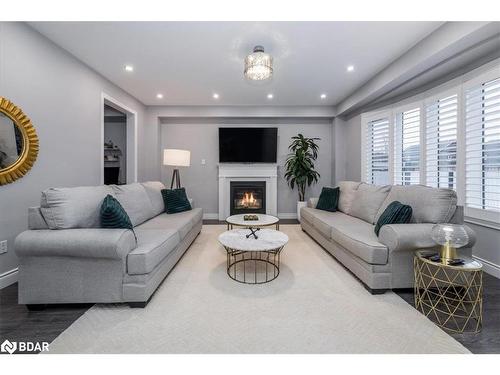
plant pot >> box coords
[297,201,307,222]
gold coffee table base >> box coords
[414,251,483,333]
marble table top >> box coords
[226,214,279,227]
[218,229,289,251]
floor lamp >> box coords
[163,149,191,189]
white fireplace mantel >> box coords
[218,164,278,220]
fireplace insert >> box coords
[230,181,266,215]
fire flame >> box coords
[240,192,257,208]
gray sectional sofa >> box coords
[15,181,202,308]
[301,181,476,293]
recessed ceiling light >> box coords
[213,93,219,99]
[320,94,327,99]
[267,93,274,99]
[156,93,163,99]
[347,65,355,72]
[124,65,134,72]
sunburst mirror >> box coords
[0,97,39,185]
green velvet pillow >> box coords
[374,200,412,236]
[100,194,134,230]
[161,188,192,214]
[316,187,340,212]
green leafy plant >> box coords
[284,134,321,201]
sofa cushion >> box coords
[301,206,317,224]
[350,183,391,224]
[111,183,156,227]
[302,208,388,265]
[374,185,457,224]
[127,229,180,275]
[316,187,340,212]
[337,181,361,214]
[135,208,202,240]
[100,194,134,231]
[161,188,192,214]
[40,185,113,229]
[374,201,412,236]
[141,181,166,216]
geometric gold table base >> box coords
[224,246,284,284]
[414,252,483,333]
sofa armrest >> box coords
[15,229,136,260]
[308,198,318,208]
[378,224,476,253]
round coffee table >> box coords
[225,214,280,234]
[218,229,288,284]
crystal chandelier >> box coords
[244,45,273,81]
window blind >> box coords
[365,118,390,185]
[425,94,458,189]
[465,77,500,212]
[394,108,421,185]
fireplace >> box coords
[230,181,266,215]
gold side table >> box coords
[414,250,483,333]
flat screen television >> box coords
[219,127,277,163]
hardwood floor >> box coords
[1,220,498,354]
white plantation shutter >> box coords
[426,94,458,189]
[465,77,500,213]
[365,118,390,185]
[394,107,421,185]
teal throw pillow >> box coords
[316,186,340,212]
[161,187,192,214]
[100,194,134,232]
[374,201,412,236]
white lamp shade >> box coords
[163,149,190,167]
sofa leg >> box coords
[26,304,47,311]
[364,285,388,295]
[128,301,148,308]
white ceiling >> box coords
[29,21,444,106]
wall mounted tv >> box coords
[219,127,278,163]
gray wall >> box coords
[160,119,333,216]
[0,22,146,278]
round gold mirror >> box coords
[0,97,39,185]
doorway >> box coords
[101,93,138,185]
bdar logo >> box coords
[1,339,17,354]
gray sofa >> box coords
[15,181,202,309]
[301,181,476,293]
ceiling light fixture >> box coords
[347,65,355,72]
[124,65,134,72]
[156,93,163,99]
[244,45,273,81]
[320,94,327,99]
[267,93,274,99]
[213,93,219,99]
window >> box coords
[465,77,500,213]
[425,94,458,189]
[365,117,390,185]
[394,107,420,185]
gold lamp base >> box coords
[440,243,457,264]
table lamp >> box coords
[163,149,190,189]
[431,224,469,264]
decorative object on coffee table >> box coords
[163,149,190,189]
[244,214,258,221]
[414,250,483,333]
[218,229,288,284]
[284,133,320,221]
[431,224,469,264]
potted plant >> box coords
[284,134,321,221]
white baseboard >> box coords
[473,255,500,279]
[278,213,298,219]
[203,213,219,220]
[0,268,18,289]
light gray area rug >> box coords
[48,225,469,354]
